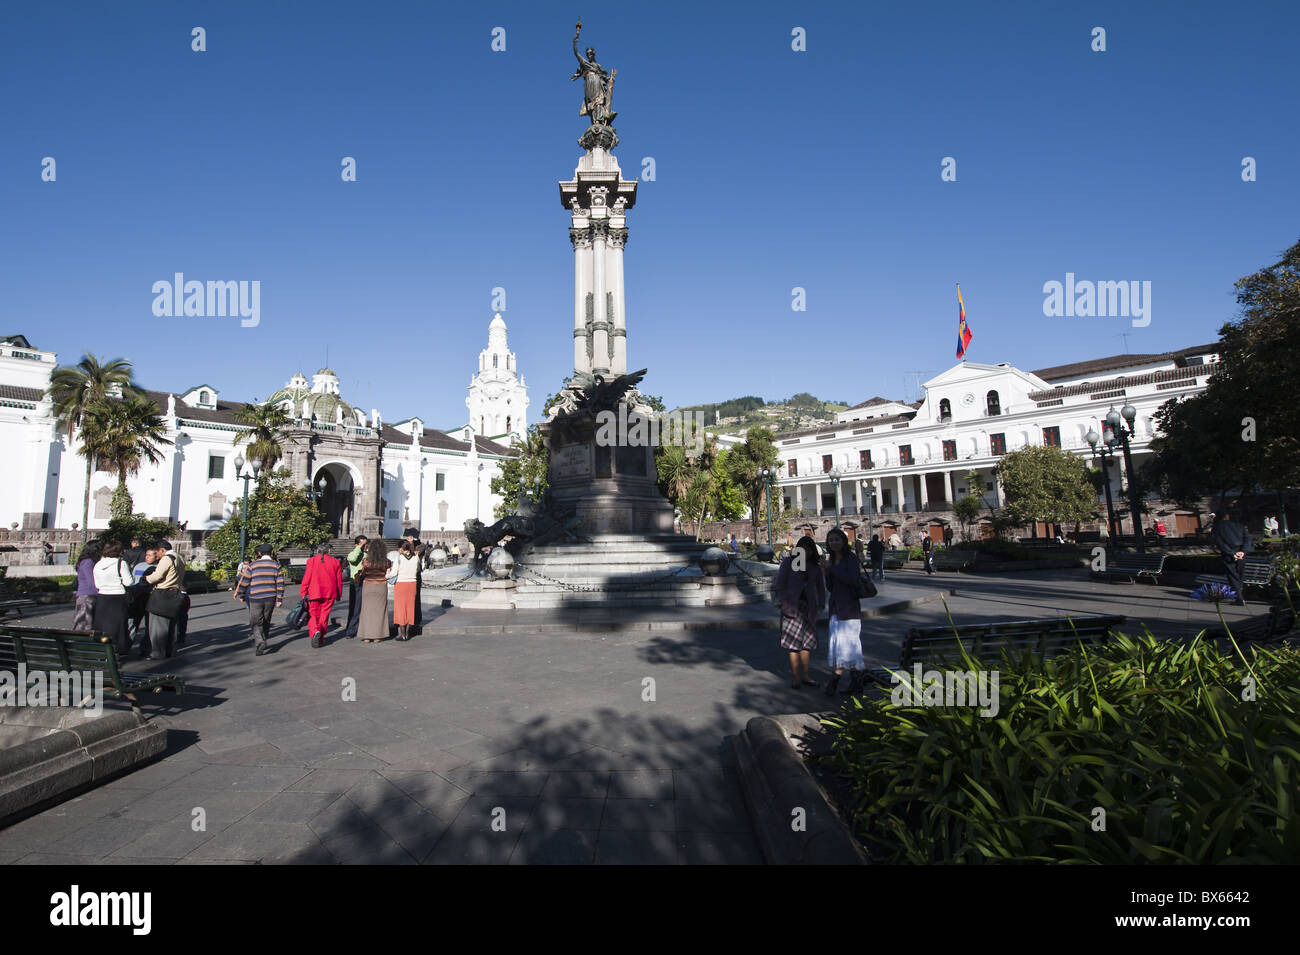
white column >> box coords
[609,230,627,375]
[896,475,905,512]
[919,472,929,508]
[591,218,609,375]
[949,471,959,502]
[853,480,862,514]
[573,234,591,374]
[813,482,822,516]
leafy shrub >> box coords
[206,567,228,583]
[3,578,62,593]
[821,629,1300,863]
[104,515,180,545]
[964,538,1033,561]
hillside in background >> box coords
[668,392,850,435]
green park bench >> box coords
[931,549,977,571]
[0,625,186,716]
[866,614,1126,686]
[882,549,909,570]
[1092,551,1167,584]
[1193,557,1276,595]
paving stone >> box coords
[541,772,610,799]
[321,824,416,864]
[673,795,752,833]
[608,771,675,799]
[375,809,452,860]
[44,817,159,858]
[528,797,607,831]
[109,815,224,859]
[594,829,679,865]
[443,770,548,798]
[246,790,341,823]
[185,821,317,862]
[676,832,765,864]
[510,828,598,865]
[599,798,676,831]
[287,768,371,794]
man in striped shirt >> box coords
[233,543,285,656]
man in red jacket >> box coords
[299,543,343,648]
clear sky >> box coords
[3,0,1297,427]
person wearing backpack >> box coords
[91,540,136,654]
[823,527,865,695]
[299,543,343,649]
[142,539,186,659]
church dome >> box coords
[266,374,361,424]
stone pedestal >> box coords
[699,574,748,606]
[541,405,674,536]
[462,578,517,609]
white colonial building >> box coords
[0,320,519,541]
[763,343,1220,540]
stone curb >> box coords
[732,715,866,865]
[0,707,166,824]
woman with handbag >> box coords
[143,539,185,659]
[355,539,392,643]
[72,539,102,631]
[774,535,826,689]
[91,540,135,654]
[823,527,866,695]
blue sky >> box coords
[3,0,1297,427]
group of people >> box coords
[72,537,189,659]
[231,529,432,654]
[775,528,870,696]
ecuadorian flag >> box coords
[956,285,973,359]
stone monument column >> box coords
[560,145,637,379]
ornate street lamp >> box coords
[1085,427,1118,545]
[828,466,843,529]
[1105,404,1146,553]
[233,453,262,565]
[861,478,875,541]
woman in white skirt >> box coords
[823,527,865,695]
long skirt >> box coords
[393,581,416,626]
[779,612,818,651]
[92,593,129,654]
[358,581,388,640]
[73,594,96,631]
[828,614,864,670]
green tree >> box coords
[206,468,331,567]
[953,494,982,541]
[490,425,549,518]
[1144,237,1300,524]
[996,445,1097,533]
[45,354,141,541]
[708,449,747,528]
[232,401,293,472]
[657,444,699,520]
[723,426,781,542]
[80,395,173,519]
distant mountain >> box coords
[668,393,850,435]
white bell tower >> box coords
[466,314,529,446]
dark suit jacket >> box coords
[1210,520,1252,560]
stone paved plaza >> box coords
[0,568,1266,864]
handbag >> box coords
[286,598,309,629]
[147,587,185,618]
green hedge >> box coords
[2,577,74,593]
[821,629,1300,863]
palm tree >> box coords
[232,401,293,472]
[80,397,173,518]
[657,445,699,533]
[691,435,719,541]
[46,355,141,540]
[724,427,781,542]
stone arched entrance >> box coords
[312,462,357,537]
